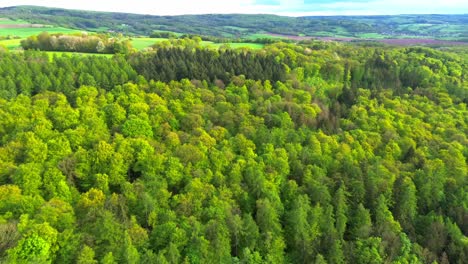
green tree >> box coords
[122,117,153,138]
[77,245,98,264]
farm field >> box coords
[245,33,284,40]
[0,18,87,51]
[0,38,21,49]
[0,17,81,38]
[131,37,264,50]
[0,26,80,38]
[130,38,170,50]
[0,18,28,24]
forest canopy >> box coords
[0,41,467,263]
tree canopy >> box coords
[0,41,467,263]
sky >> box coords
[0,0,467,16]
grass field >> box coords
[358,33,388,39]
[0,19,83,50]
[0,18,28,24]
[245,33,282,40]
[0,27,81,38]
[131,38,169,50]
[131,37,264,50]
[0,38,22,49]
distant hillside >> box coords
[0,5,467,41]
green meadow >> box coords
[131,37,264,50]
[0,27,81,38]
[0,18,28,24]
[0,38,22,50]
[131,38,169,50]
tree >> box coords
[354,237,384,264]
[286,194,318,263]
[8,218,58,264]
[374,195,402,261]
[9,233,51,263]
[11,163,43,196]
[0,222,20,257]
[36,198,75,232]
[122,117,153,138]
[334,185,348,240]
[123,231,140,264]
[256,199,285,263]
[77,245,98,264]
[392,176,417,232]
[349,203,372,239]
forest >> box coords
[0,38,467,264]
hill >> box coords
[0,5,467,41]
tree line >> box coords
[130,41,287,84]
[0,51,137,100]
[21,32,133,54]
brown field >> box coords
[268,33,357,42]
[268,33,468,46]
[378,39,468,46]
[0,24,45,29]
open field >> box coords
[0,27,80,38]
[131,37,264,50]
[0,18,28,24]
[0,38,22,49]
[377,38,468,46]
[268,33,468,46]
[0,19,83,50]
[0,17,81,38]
[131,38,169,50]
[245,33,283,40]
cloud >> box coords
[254,0,279,5]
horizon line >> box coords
[2,5,467,18]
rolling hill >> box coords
[0,5,467,41]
